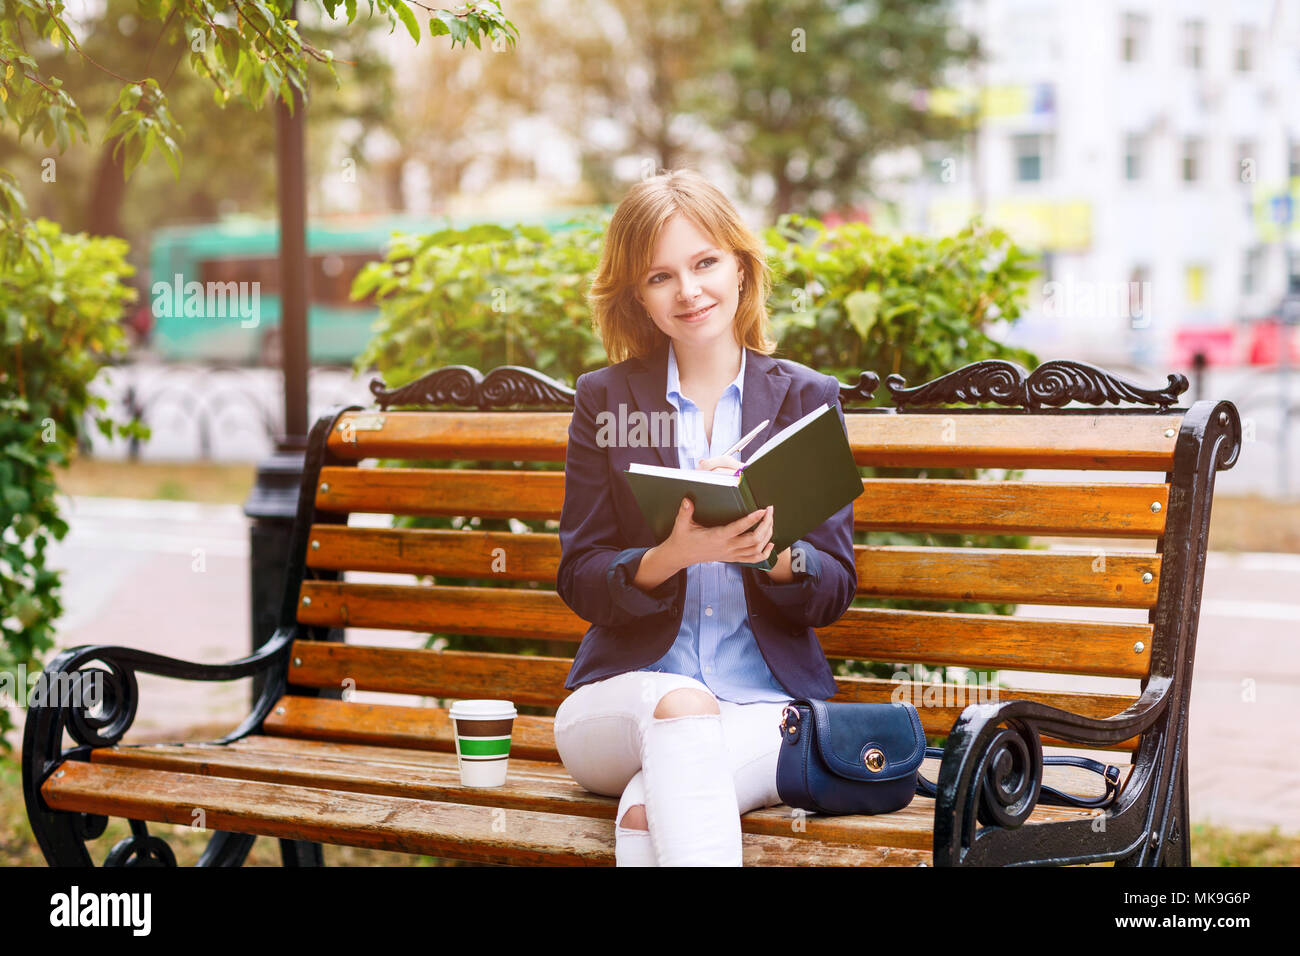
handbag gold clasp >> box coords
[779,704,800,737]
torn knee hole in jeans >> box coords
[617,804,649,832]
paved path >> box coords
[9,494,1299,836]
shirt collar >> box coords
[666,340,746,405]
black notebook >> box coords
[622,402,864,570]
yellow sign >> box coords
[926,84,1055,120]
[928,198,1092,251]
[1252,180,1300,241]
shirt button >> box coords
[705,605,713,616]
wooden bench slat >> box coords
[42,759,931,865]
[313,467,1169,538]
[844,414,1180,469]
[261,693,1142,759]
[263,695,563,759]
[228,733,1122,805]
[326,411,571,462]
[301,542,1160,609]
[283,646,1142,751]
[316,467,566,519]
[303,529,1167,612]
[853,479,1168,536]
[296,579,1155,676]
[852,546,1160,608]
[324,410,1180,470]
[92,736,1102,851]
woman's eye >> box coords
[649,257,719,284]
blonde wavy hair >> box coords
[587,167,777,365]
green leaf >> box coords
[449,17,468,47]
[104,110,135,142]
[161,136,181,178]
[844,289,880,340]
[3,485,30,513]
[393,0,420,42]
[123,132,145,179]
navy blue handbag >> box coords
[775,699,925,816]
[776,698,1125,817]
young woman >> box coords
[553,168,859,865]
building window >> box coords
[1234,25,1255,72]
[1121,12,1147,62]
[1182,137,1201,183]
[1237,140,1256,184]
[1124,133,1144,181]
[1182,20,1204,69]
[1185,264,1208,305]
[1242,247,1264,295]
[1013,134,1047,182]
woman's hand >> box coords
[657,455,774,569]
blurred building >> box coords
[884,0,1300,367]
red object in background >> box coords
[127,303,154,341]
[821,205,871,228]
[1171,326,1236,367]
[1247,319,1300,365]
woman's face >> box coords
[634,213,743,349]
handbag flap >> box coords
[802,699,925,782]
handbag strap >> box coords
[914,747,1123,810]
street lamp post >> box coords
[242,0,334,707]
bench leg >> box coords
[197,831,259,867]
[1112,722,1192,868]
[279,839,325,866]
[1158,757,1191,867]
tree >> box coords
[478,0,974,216]
[690,0,977,218]
[0,0,519,751]
[0,0,399,253]
[0,0,519,270]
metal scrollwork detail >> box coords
[974,721,1043,829]
[60,663,138,749]
[105,822,178,867]
[836,371,880,405]
[370,365,577,410]
[885,359,1189,412]
[1210,400,1243,471]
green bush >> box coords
[350,212,1042,695]
[0,220,149,752]
[353,210,1039,389]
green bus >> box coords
[146,207,605,365]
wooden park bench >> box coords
[22,357,1241,866]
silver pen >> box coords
[721,419,769,469]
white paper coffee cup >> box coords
[449,699,517,787]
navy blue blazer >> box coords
[556,338,858,699]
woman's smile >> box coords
[676,302,716,322]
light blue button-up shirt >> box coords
[644,341,793,703]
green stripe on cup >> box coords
[458,737,512,757]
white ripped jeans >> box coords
[553,669,790,866]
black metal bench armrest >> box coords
[929,678,1172,863]
[22,626,298,790]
